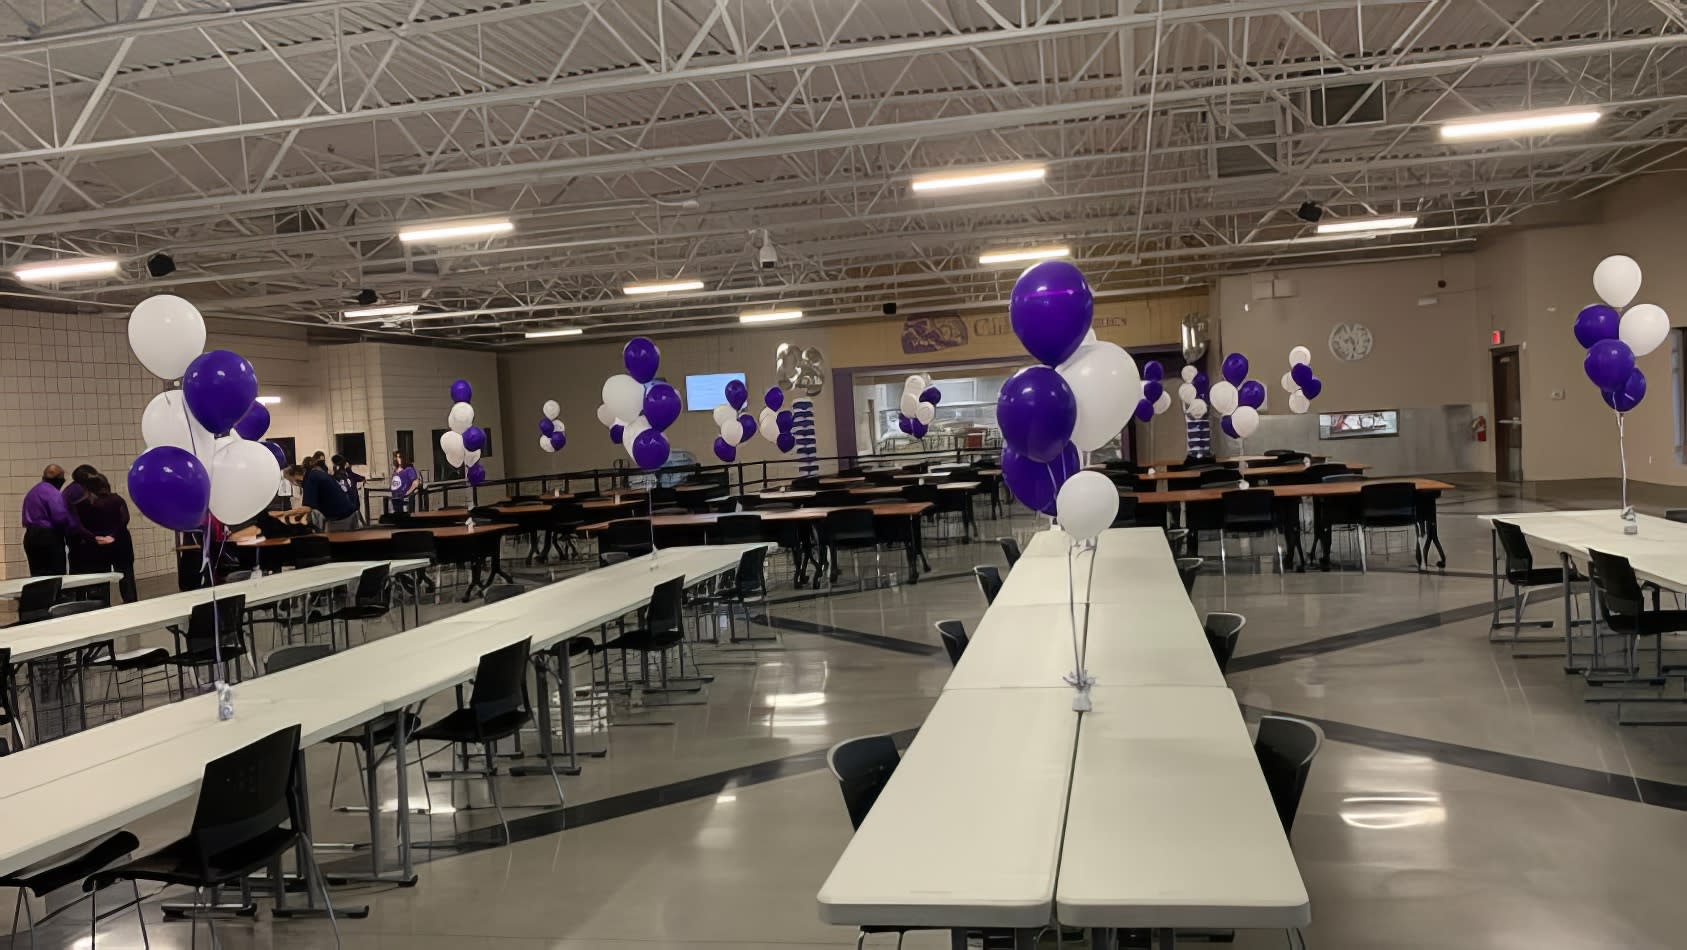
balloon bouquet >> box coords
[1280,346,1324,415]
[997,260,1138,710]
[759,386,798,453]
[1131,361,1174,464]
[439,379,488,489]
[127,294,285,720]
[1208,353,1264,447]
[711,379,758,462]
[897,374,940,440]
[1576,255,1669,533]
[601,337,678,471]
[538,399,566,456]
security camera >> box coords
[758,229,778,270]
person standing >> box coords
[389,451,420,513]
[75,474,137,603]
[22,465,108,575]
[63,464,102,573]
[332,455,366,507]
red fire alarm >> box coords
[1491,330,1505,345]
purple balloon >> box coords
[609,423,624,444]
[451,379,473,403]
[1602,367,1647,412]
[632,428,670,469]
[467,462,486,486]
[262,441,287,467]
[739,414,757,442]
[725,379,748,410]
[1574,304,1622,349]
[1585,339,1636,392]
[233,401,270,441]
[898,415,913,434]
[1009,260,1094,366]
[1000,442,1081,516]
[643,382,682,430]
[910,419,928,439]
[462,426,486,453]
[1290,363,1315,388]
[128,446,211,531]
[1143,380,1164,404]
[713,436,737,463]
[1302,377,1323,400]
[539,418,556,437]
[1238,380,1266,409]
[183,349,259,435]
[1192,372,1210,397]
[1221,353,1249,386]
[776,410,794,432]
[920,386,942,405]
[1134,398,1154,423]
[776,432,796,453]
[997,365,1078,463]
[623,337,660,384]
[1143,360,1164,382]
[550,431,567,450]
[1221,416,1239,439]
[764,386,785,411]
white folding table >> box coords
[0,573,121,600]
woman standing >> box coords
[76,474,136,602]
[389,450,421,513]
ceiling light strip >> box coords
[397,219,514,243]
[979,246,1071,265]
[525,328,584,339]
[1314,215,1419,235]
[739,310,803,324]
[14,258,120,282]
[911,164,1046,193]
[623,279,705,295]
[342,303,419,319]
[1440,109,1601,141]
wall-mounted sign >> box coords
[776,343,825,396]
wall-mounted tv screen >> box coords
[684,372,746,410]
[1319,410,1399,440]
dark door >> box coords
[1491,348,1522,482]
[395,430,414,469]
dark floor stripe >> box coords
[758,613,944,655]
[1248,706,1687,811]
[1227,598,1509,672]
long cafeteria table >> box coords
[818,527,1306,947]
[0,572,121,600]
[224,523,516,600]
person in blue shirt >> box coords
[282,463,364,531]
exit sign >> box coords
[1491,330,1505,345]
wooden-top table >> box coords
[818,476,867,486]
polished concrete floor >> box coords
[17,482,1687,949]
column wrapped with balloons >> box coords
[441,379,488,486]
[538,399,566,456]
[1176,366,1213,461]
[1578,255,1667,532]
[1279,346,1324,415]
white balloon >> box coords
[1153,390,1172,415]
[1180,365,1197,383]
[1620,303,1670,358]
[1594,255,1643,309]
[596,403,617,427]
[1082,329,1099,346]
[1209,380,1239,415]
[1057,341,1142,452]
[1278,372,1294,393]
[553,421,565,435]
[542,399,561,421]
[448,401,475,434]
[539,434,557,454]
[209,436,282,525]
[760,408,779,442]
[1230,405,1260,438]
[916,402,936,425]
[129,295,207,380]
[463,449,481,469]
[440,430,465,467]
[1055,471,1120,543]
[603,374,645,423]
[1289,345,1312,368]
[1289,391,1311,414]
[1187,398,1208,420]
[1177,382,1197,404]
[712,403,735,427]
[905,375,924,394]
[721,418,744,446]
[141,390,216,466]
[900,391,920,416]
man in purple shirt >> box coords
[22,464,72,575]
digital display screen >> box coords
[1319,410,1399,440]
[684,372,746,410]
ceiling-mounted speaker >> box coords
[1295,201,1325,223]
[883,302,897,316]
[146,253,175,278]
[354,288,379,306]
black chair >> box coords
[935,620,968,666]
[599,551,630,568]
[167,595,251,694]
[414,638,562,840]
[541,501,586,560]
[698,548,771,644]
[1300,462,1353,484]
[0,827,141,947]
[325,564,392,648]
[1358,482,1420,571]
[1175,556,1203,596]
[9,577,63,626]
[997,537,1021,567]
[289,534,333,568]
[1111,494,1139,529]
[1204,612,1245,673]
[1255,716,1322,836]
[1490,520,1575,643]
[0,647,17,752]
[601,519,654,559]
[1666,509,1687,524]
[828,734,900,830]
[790,475,823,491]
[1219,489,1281,574]
[973,565,1002,605]
[1198,467,1244,488]
[711,514,767,544]
[813,489,857,508]
[389,529,439,598]
[601,577,691,692]
[89,726,341,947]
[822,508,880,586]
[1585,549,1687,694]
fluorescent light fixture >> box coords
[1315,215,1419,235]
[14,258,119,282]
[623,279,705,296]
[979,246,1070,265]
[397,218,514,243]
[525,328,583,339]
[739,310,803,324]
[1440,109,1601,142]
[256,395,283,405]
[911,164,1046,194]
[342,303,418,320]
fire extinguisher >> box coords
[1472,416,1488,442]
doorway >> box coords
[1491,347,1522,482]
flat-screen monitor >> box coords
[1319,410,1399,440]
[684,372,746,410]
